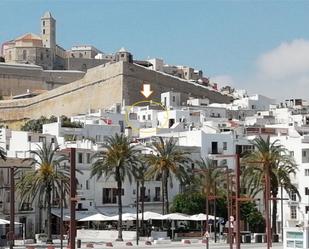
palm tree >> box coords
[16,141,69,244]
[243,136,299,235]
[193,158,225,237]
[145,137,190,214]
[90,133,140,241]
[0,146,6,161]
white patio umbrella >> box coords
[144,211,164,221]
[190,213,217,221]
[107,213,136,221]
[79,213,110,221]
[163,213,192,220]
[0,219,22,225]
[137,211,164,221]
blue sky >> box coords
[1,0,309,100]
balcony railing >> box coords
[208,149,223,155]
[139,196,151,202]
[153,196,161,202]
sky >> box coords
[1,0,309,101]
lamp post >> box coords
[60,179,64,249]
[69,148,76,249]
[136,180,139,245]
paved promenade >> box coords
[2,241,283,249]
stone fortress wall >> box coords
[123,62,232,106]
[0,61,232,129]
[0,63,85,96]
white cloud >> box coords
[257,39,309,80]
[239,39,309,101]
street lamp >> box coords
[136,180,139,245]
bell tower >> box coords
[41,11,56,49]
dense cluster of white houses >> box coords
[1,90,309,238]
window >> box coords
[290,151,294,157]
[86,153,91,164]
[43,20,45,26]
[172,96,176,102]
[28,136,31,142]
[148,114,151,120]
[22,50,27,60]
[39,136,46,143]
[142,115,146,120]
[303,151,307,157]
[305,187,309,196]
[78,153,83,164]
[223,142,227,150]
[51,138,55,143]
[103,188,116,204]
[119,121,124,133]
[102,188,123,204]
[40,52,43,60]
[154,187,161,201]
[43,29,45,35]
[291,192,297,201]
[305,169,309,176]
[290,206,297,219]
[306,206,309,214]
[86,180,89,190]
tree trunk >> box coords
[116,179,123,241]
[161,173,165,215]
[165,175,169,214]
[272,188,278,235]
[46,185,53,244]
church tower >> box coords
[41,11,56,49]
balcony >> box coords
[153,196,161,202]
[139,196,151,202]
[208,149,223,155]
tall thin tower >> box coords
[41,11,56,49]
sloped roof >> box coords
[15,33,42,41]
[42,11,53,19]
